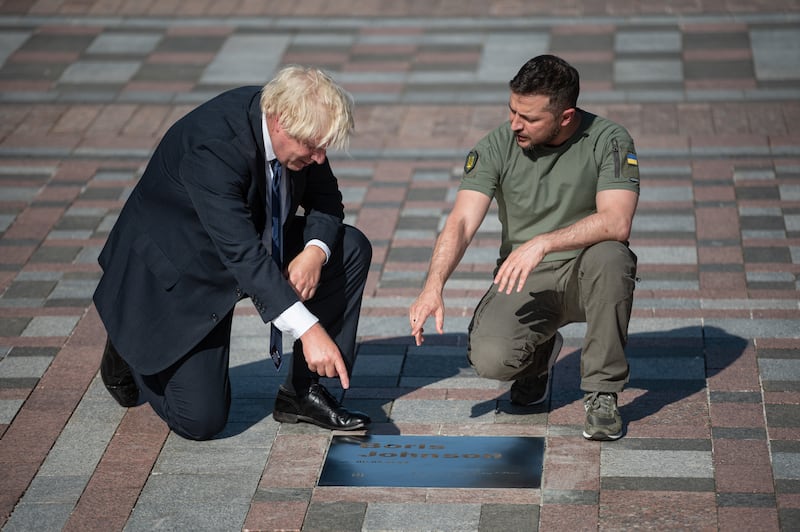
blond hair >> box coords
[260,65,354,151]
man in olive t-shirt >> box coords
[409,55,640,441]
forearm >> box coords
[535,210,629,255]
[422,227,470,293]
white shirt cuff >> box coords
[305,239,330,264]
[273,301,318,339]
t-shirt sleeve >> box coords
[596,130,640,194]
[458,137,500,199]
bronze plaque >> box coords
[318,435,544,488]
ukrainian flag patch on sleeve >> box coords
[626,153,638,166]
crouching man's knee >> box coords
[468,334,532,382]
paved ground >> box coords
[1,0,799,530]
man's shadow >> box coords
[223,325,747,438]
[350,325,748,435]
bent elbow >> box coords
[611,221,632,242]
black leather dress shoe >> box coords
[100,339,139,408]
[273,383,370,430]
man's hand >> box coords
[300,322,350,389]
[493,238,547,294]
[286,245,326,301]
[408,290,445,346]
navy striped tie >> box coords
[269,160,283,369]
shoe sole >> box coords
[515,332,564,406]
[582,429,623,441]
[272,410,368,431]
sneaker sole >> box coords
[515,331,564,406]
[582,429,623,441]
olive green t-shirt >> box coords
[459,109,640,264]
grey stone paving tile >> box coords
[8,346,59,357]
[710,391,761,403]
[635,245,697,264]
[634,297,700,309]
[16,475,88,507]
[29,246,80,264]
[685,59,754,79]
[47,229,93,240]
[551,33,613,52]
[634,213,696,232]
[86,33,162,55]
[358,316,471,342]
[0,31,29,65]
[353,354,404,376]
[543,489,598,505]
[712,427,767,440]
[751,29,800,80]
[21,315,80,337]
[403,354,472,377]
[38,421,121,477]
[747,272,795,283]
[135,62,205,82]
[363,502,481,532]
[393,229,437,240]
[1,502,75,532]
[126,495,251,532]
[701,299,799,310]
[253,486,312,501]
[60,60,141,83]
[407,344,467,356]
[615,59,683,83]
[717,493,776,507]
[74,246,101,264]
[0,297,46,310]
[702,318,800,338]
[601,476,715,491]
[0,214,15,232]
[0,186,39,201]
[0,398,23,424]
[615,30,682,53]
[629,356,705,380]
[461,246,500,265]
[0,355,53,378]
[773,453,800,480]
[478,33,549,82]
[780,184,800,200]
[734,168,777,181]
[304,501,366,531]
[479,503,539,532]
[400,376,500,390]
[625,318,702,336]
[766,404,800,428]
[390,399,495,424]
[153,441,271,475]
[638,185,693,202]
[3,280,57,298]
[601,450,713,479]
[201,35,289,85]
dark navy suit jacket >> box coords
[93,86,345,375]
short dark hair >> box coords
[509,55,580,113]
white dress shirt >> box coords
[261,113,330,340]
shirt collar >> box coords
[261,112,277,163]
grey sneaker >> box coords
[583,392,622,441]
[510,332,564,406]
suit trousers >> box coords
[130,220,372,440]
[467,241,637,394]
